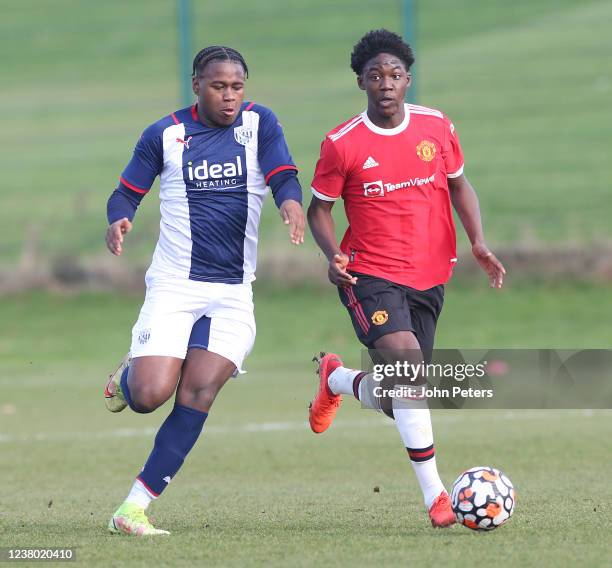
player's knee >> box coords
[374,331,421,353]
[130,382,174,413]
[187,384,218,410]
[129,394,160,414]
[178,381,223,412]
[131,400,157,414]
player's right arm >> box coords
[308,137,356,287]
[307,198,356,287]
[254,105,305,245]
[105,123,164,255]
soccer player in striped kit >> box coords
[103,46,304,535]
[307,30,505,527]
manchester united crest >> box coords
[371,310,389,325]
[416,140,436,162]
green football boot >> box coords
[108,502,170,536]
[104,352,131,413]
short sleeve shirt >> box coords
[311,103,464,290]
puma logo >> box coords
[176,136,192,149]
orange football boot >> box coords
[309,352,343,434]
[428,491,456,528]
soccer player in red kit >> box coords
[307,29,505,527]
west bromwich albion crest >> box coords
[234,125,253,146]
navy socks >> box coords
[119,366,137,411]
[137,404,208,496]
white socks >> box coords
[329,366,446,509]
[410,457,445,509]
[328,366,361,396]
[392,403,445,509]
[125,478,155,510]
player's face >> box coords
[192,60,246,127]
[358,53,411,123]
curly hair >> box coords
[350,29,415,75]
[192,45,249,78]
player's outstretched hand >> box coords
[472,243,506,288]
[106,217,133,256]
[280,199,305,245]
[328,253,358,287]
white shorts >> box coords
[130,276,256,371]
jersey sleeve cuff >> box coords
[447,164,464,179]
[107,188,140,224]
[120,176,150,194]
[311,187,339,202]
[272,179,303,208]
[264,165,298,185]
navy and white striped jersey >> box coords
[110,102,301,284]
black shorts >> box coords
[338,273,444,362]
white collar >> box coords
[362,103,410,136]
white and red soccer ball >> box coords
[451,466,516,531]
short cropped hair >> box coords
[192,46,249,78]
[350,29,415,75]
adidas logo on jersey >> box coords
[362,156,379,169]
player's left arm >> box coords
[278,197,305,245]
[448,174,506,288]
[257,106,305,245]
[267,170,304,245]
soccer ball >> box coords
[451,466,515,531]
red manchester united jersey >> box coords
[311,103,464,291]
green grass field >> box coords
[2,1,611,565]
[1,285,611,566]
[1,0,611,266]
